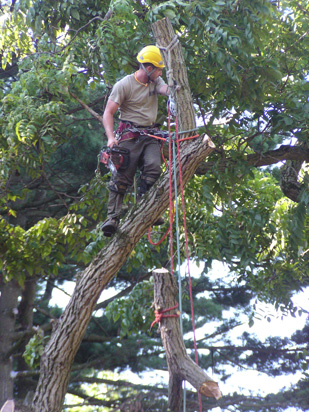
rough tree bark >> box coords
[152,268,222,411]
[31,136,215,412]
[31,18,215,412]
[280,159,305,202]
[15,278,36,400]
[0,279,20,409]
[151,18,195,136]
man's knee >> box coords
[145,160,162,178]
[139,174,160,196]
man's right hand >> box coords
[107,136,118,148]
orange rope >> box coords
[178,134,199,141]
[148,116,203,411]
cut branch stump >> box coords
[152,269,222,411]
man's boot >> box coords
[153,216,165,226]
[101,189,125,237]
[101,217,119,237]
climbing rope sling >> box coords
[150,34,204,412]
[148,95,203,411]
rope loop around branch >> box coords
[157,35,179,53]
[157,35,179,89]
[151,303,180,329]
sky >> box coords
[51,260,309,412]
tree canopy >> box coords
[0,0,308,411]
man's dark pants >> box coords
[107,136,162,220]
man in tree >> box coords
[101,45,170,236]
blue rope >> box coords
[172,139,186,412]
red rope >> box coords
[178,134,199,142]
[147,132,200,142]
[146,133,167,141]
[147,205,174,246]
[148,113,202,411]
[151,303,179,329]
[174,117,203,412]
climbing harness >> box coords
[115,121,169,142]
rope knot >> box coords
[151,303,180,329]
[157,36,179,89]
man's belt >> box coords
[116,121,168,141]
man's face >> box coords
[149,67,163,81]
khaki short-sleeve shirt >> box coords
[109,74,166,126]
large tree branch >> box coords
[32,133,215,412]
[32,20,216,406]
[196,144,309,175]
[152,268,221,411]
[69,92,104,126]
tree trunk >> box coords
[151,18,196,137]
[32,134,215,412]
[32,18,215,412]
[15,277,37,400]
[152,269,222,411]
[280,159,304,202]
[0,278,20,409]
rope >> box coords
[174,115,203,411]
[158,35,179,89]
[178,134,200,142]
[154,35,203,410]
[150,303,180,329]
[168,104,174,275]
[172,128,187,412]
[147,205,174,246]
[149,106,202,412]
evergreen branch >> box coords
[94,272,152,311]
[69,91,104,126]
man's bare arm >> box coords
[103,99,120,148]
[158,84,180,96]
[158,84,169,96]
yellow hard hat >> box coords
[137,45,165,68]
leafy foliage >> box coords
[23,328,46,369]
[0,0,308,411]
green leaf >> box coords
[71,8,80,20]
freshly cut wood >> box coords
[152,268,222,411]
[0,400,14,412]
